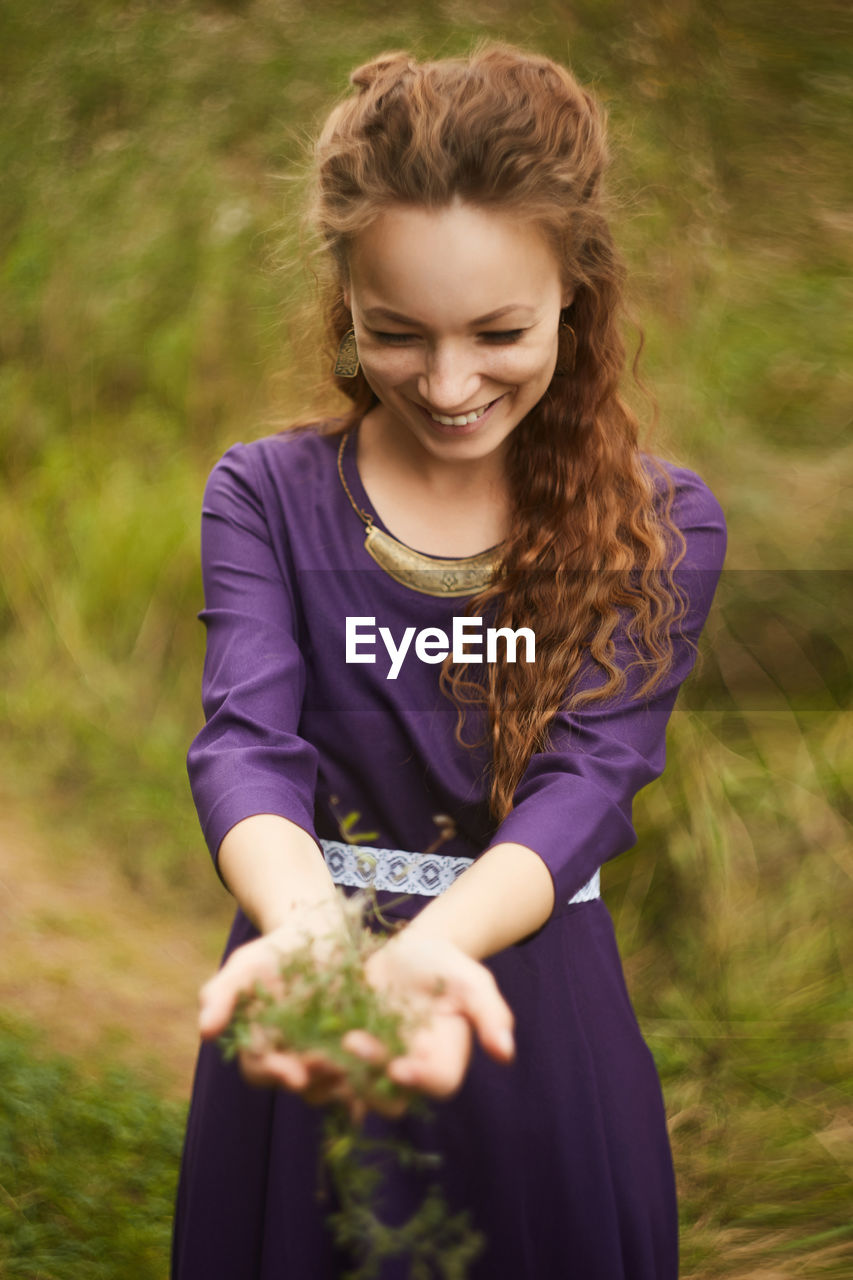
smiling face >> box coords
[343,198,572,469]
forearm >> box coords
[217,813,344,936]
[403,842,556,961]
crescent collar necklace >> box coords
[336,428,501,598]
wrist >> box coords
[260,895,351,967]
[392,842,555,961]
[398,913,475,958]
[260,891,347,940]
[218,814,342,934]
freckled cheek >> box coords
[359,351,418,385]
[495,350,557,388]
[360,346,556,389]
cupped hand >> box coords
[197,912,409,1120]
[345,930,516,1112]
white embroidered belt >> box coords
[319,839,600,904]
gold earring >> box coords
[333,327,360,378]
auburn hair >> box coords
[301,41,687,824]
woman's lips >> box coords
[415,394,505,435]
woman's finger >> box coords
[239,1040,355,1099]
[197,917,335,1043]
[388,1011,472,1097]
[441,964,516,1063]
[198,941,284,1039]
[198,971,239,1039]
[369,1091,410,1119]
[340,1029,391,1063]
[302,1076,351,1107]
[239,1049,308,1090]
[300,1047,347,1075]
[362,934,516,1092]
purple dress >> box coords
[171,420,726,1279]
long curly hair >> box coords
[303,42,687,824]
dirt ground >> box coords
[0,813,233,1101]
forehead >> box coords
[346,199,561,315]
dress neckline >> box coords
[337,419,504,564]
[335,423,501,598]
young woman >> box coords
[171,43,726,1279]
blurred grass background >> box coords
[0,0,850,1276]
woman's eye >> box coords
[481,329,525,343]
[371,331,415,345]
[371,329,526,345]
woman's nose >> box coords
[417,343,481,413]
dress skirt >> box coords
[171,890,679,1279]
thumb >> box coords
[197,933,290,1040]
[198,970,241,1039]
[454,965,515,1063]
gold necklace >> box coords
[336,430,500,597]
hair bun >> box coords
[349,51,417,91]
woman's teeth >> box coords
[427,400,493,426]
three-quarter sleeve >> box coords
[186,443,320,879]
[484,469,727,912]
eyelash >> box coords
[371,329,526,346]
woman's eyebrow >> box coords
[362,304,537,325]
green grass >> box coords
[0,0,850,1275]
[622,710,853,1275]
[0,1017,185,1280]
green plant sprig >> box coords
[216,888,486,1278]
[322,1102,485,1280]
[217,889,418,1104]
